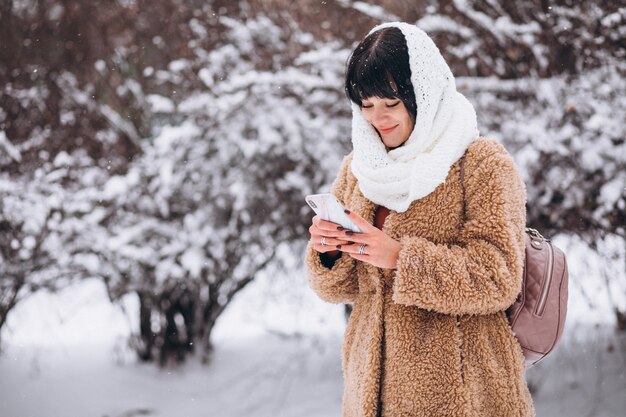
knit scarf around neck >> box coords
[350,22,479,213]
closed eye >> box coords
[361,101,400,109]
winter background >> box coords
[1,1,625,416]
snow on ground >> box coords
[1,235,626,417]
[0,330,344,417]
[528,322,626,417]
[0,266,346,417]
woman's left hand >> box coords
[336,209,402,270]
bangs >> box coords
[345,57,400,105]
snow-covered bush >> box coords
[1,0,624,362]
[413,0,625,78]
[0,148,110,345]
[462,64,626,240]
[92,14,352,363]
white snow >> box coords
[153,121,200,153]
[104,175,129,199]
[0,130,22,162]
[1,235,625,417]
[146,94,176,113]
[350,2,398,21]
[0,267,347,417]
[599,174,626,211]
[94,59,106,72]
[417,15,475,37]
[168,59,190,73]
[1,6,625,417]
[52,151,73,167]
[180,247,204,278]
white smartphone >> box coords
[305,193,362,233]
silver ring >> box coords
[321,237,326,246]
[358,244,365,255]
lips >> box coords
[378,125,398,134]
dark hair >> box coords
[345,27,417,123]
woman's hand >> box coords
[309,215,354,254]
[337,209,402,270]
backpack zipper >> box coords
[535,240,554,316]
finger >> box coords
[311,222,355,236]
[337,242,369,254]
[309,230,354,242]
[311,242,354,253]
[336,229,370,243]
[310,225,354,241]
[313,216,350,232]
[343,209,374,233]
[311,235,354,248]
[311,244,337,254]
[312,214,332,227]
[348,252,370,261]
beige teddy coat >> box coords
[305,138,535,417]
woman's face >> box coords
[361,96,414,150]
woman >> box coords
[305,22,535,417]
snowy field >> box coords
[1,234,625,417]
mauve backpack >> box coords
[459,155,569,367]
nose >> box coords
[371,107,390,126]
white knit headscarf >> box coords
[350,22,479,213]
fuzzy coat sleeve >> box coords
[305,154,359,304]
[392,140,527,315]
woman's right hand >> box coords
[309,215,353,254]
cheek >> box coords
[401,116,414,137]
[402,112,413,128]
